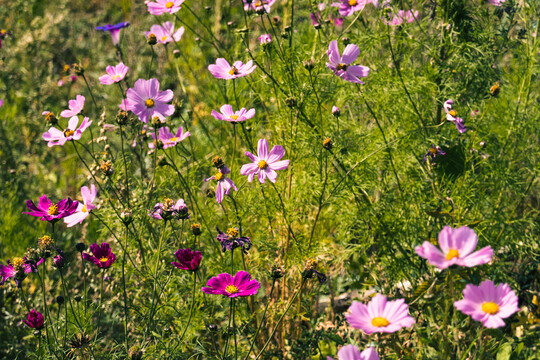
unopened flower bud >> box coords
[121,210,133,225]
[342,37,350,45]
[212,156,224,169]
[303,59,315,71]
[147,33,157,45]
[56,295,64,305]
[72,63,84,76]
[74,295,82,302]
[191,223,202,236]
[75,242,87,253]
[173,49,180,58]
[53,255,66,270]
[332,106,340,116]
[270,264,285,280]
[116,111,129,126]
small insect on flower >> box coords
[147,0,185,16]
[99,63,129,85]
[64,184,98,227]
[24,195,78,223]
[454,279,519,328]
[208,59,257,80]
[240,139,290,183]
[346,294,415,334]
[42,116,93,147]
[202,271,260,298]
[23,310,44,330]
[211,104,256,123]
[82,242,116,269]
[327,345,379,360]
[145,22,184,45]
[126,79,175,123]
[326,40,370,84]
[96,22,130,46]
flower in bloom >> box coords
[332,0,369,17]
[172,248,201,271]
[258,34,272,45]
[23,310,45,330]
[424,145,446,162]
[211,104,255,123]
[96,22,130,46]
[42,116,92,147]
[327,345,379,360]
[216,227,252,253]
[126,78,175,123]
[243,0,276,13]
[148,126,190,149]
[454,280,519,328]
[150,198,189,220]
[82,242,116,269]
[60,95,85,118]
[415,226,493,270]
[145,22,184,45]
[205,166,238,203]
[443,100,466,133]
[64,185,97,227]
[24,195,78,223]
[147,0,185,15]
[208,59,257,80]
[0,257,43,287]
[240,138,289,184]
[326,40,370,84]
[202,271,260,298]
[310,12,344,27]
[99,63,129,85]
[0,99,3,107]
[346,294,415,334]
[383,10,418,26]
[488,0,506,6]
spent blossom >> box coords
[126,78,175,123]
[99,63,129,85]
[208,59,257,80]
[216,227,252,254]
[327,40,370,84]
[211,104,255,123]
[202,271,260,298]
[64,185,97,227]
[240,138,289,184]
[145,22,184,45]
[42,116,92,147]
[424,145,446,162]
[96,22,130,46]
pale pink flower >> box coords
[145,22,184,45]
[99,63,129,85]
[327,345,379,360]
[42,116,92,147]
[211,104,255,123]
[240,139,289,184]
[205,166,237,204]
[60,95,85,118]
[331,0,369,17]
[488,0,506,6]
[147,0,185,15]
[149,126,190,149]
[208,59,257,80]
[258,34,272,45]
[383,10,418,25]
[326,40,370,84]
[126,78,175,123]
[243,0,276,13]
[64,184,97,227]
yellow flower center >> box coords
[145,99,155,108]
[255,1,262,6]
[112,75,121,81]
[215,172,224,181]
[336,63,348,71]
[227,228,239,237]
[82,205,88,213]
[64,129,75,137]
[230,115,239,120]
[48,204,59,215]
[170,137,178,142]
[12,257,25,268]
[349,0,358,6]
[161,36,168,42]
[371,317,389,327]
[166,1,174,8]
[482,302,499,315]
[225,285,239,294]
[429,147,438,154]
[228,66,239,76]
[446,249,460,260]
[0,29,6,35]
[99,257,109,263]
[258,160,268,169]
[449,110,457,117]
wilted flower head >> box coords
[150,198,189,220]
[145,22,184,45]
[454,279,518,328]
[99,63,129,85]
[147,0,185,15]
[42,116,93,147]
[205,166,237,203]
[302,258,327,284]
[96,22,130,45]
[208,58,257,80]
[38,235,55,252]
[415,226,493,270]
[211,104,255,123]
[424,145,446,162]
[240,139,289,183]
[23,310,44,330]
[216,227,252,253]
[243,0,276,13]
[82,242,116,269]
[327,345,379,360]
[327,40,370,84]
[126,78,175,123]
[202,271,260,298]
[24,195,78,223]
[443,100,466,133]
[53,254,67,270]
[64,184,98,227]
[172,248,202,271]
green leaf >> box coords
[496,343,513,360]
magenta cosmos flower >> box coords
[211,104,255,123]
[205,166,237,203]
[208,59,257,80]
[243,0,276,13]
[96,22,130,46]
[82,242,116,269]
[60,95,85,118]
[24,195,78,223]
[126,78,175,123]
[1,257,43,288]
[258,34,272,45]
[42,116,92,147]
[488,0,506,6]
[346,294,415,334]
[99,63,129,85]
[327,345,379,360]
[63,184,97,227]
[149,126,190,149]
[145,22,184,45]
[327,40,370,84]
[147,0,184,15]
[240,138,289,183]
[454,280,519,328]
[383,10,418,25]
[202,271,260,298]
[23,310,45,330]
[443,99,466,133]
[172,248,201,271]
[415,226,493,270]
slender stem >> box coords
[122,226,130,352]
[178,271,198,343]
[96,271,105,336]
[119,125,130,208]
[232,298,238,360]
[148,45,155,78]
[146,220,168,336]
[60,271,83,331]
[244,280,276,360]
[81,252,87,316]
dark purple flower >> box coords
[172,248,202,271]
[23,310,44,330]
[202,271,260,298]
[216,227,251,254]
[53,254,66,270]
[23,195,78,223]
[82,242,116,269]
[424,145,446,162]
[96,22,130,45]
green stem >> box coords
[178,271,198,343]
[244,280,276,360]
[146,220,168,336]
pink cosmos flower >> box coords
[202,271,260,298]
[0,99,4,107]
[148,126,190,149]
[383,10,418,25]
[258,34,272,45]
[211,104,256,123]
[150,198,189,220]
[240,139,289,184]
[147,0,185,15]
[24,195,78,223]
[454,280,519,328]
[126,78,175,123]
[310,12,344,27]
[327,40,370,84]
[243,0,276,13]
[63,185,97,227]
[205,166,237,204]
[82,242,116,269]
[443,99,466,133]
[42,116,93,147]
[58,79,65,87]
[415,226,493,270]
[331,0,369,17]
[327,345,379,360]
[346,294,415,334]
[60,95,85,118]
[208,59,257,80]
[488,0,506,6]
[145,22,184,45]
[99,63,129,85]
